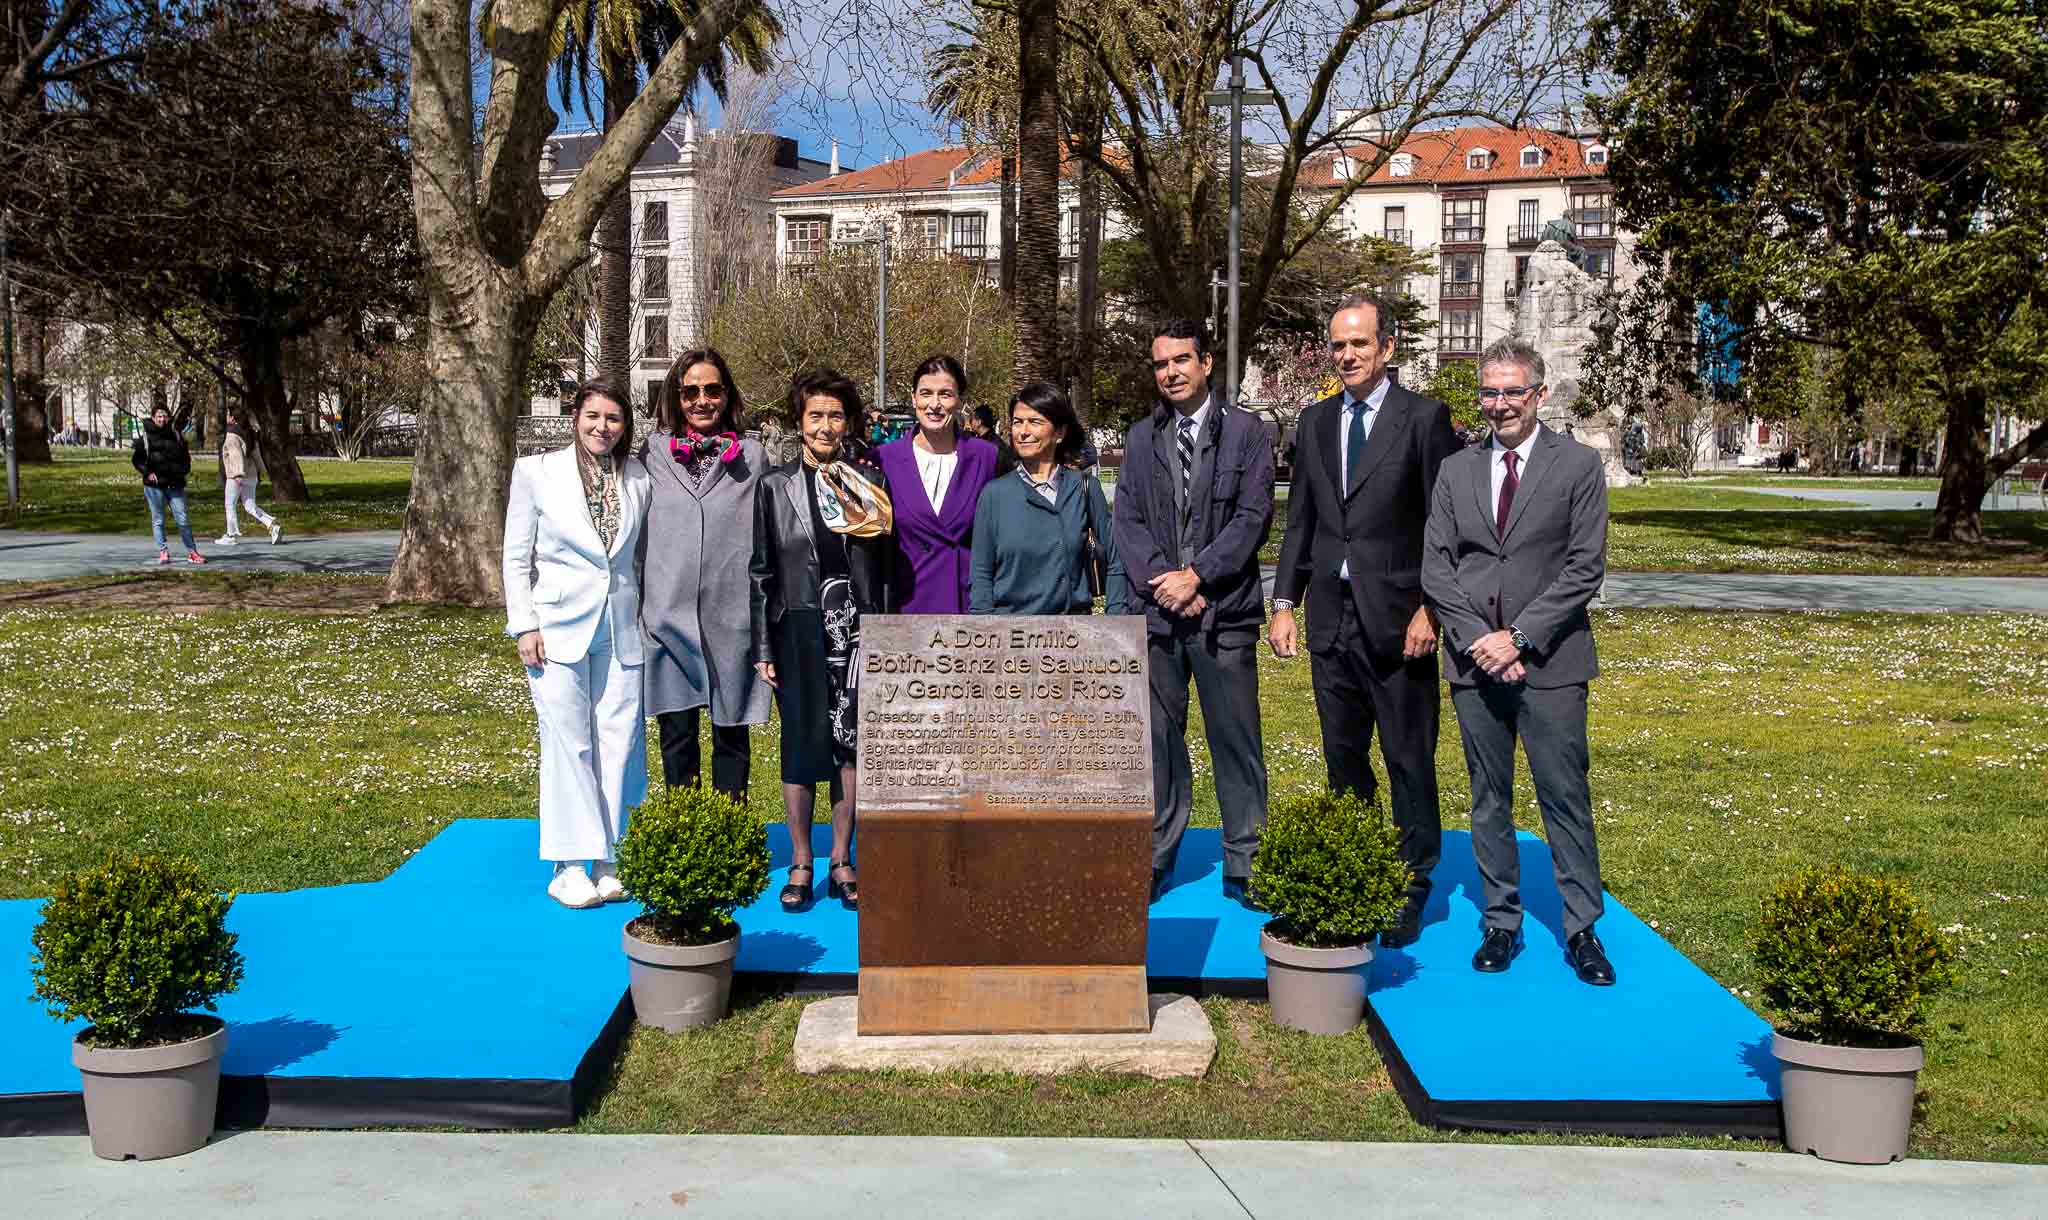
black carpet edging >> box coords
[1361,999,1784,1140]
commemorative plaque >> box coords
[855,614,1152,1035]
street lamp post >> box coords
[1206,56,1278,411]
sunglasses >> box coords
[676,383,727,402]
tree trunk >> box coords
[596,47,639,392]
[233,331,310,501]
[1012,0,1060,385]
[1929,385,1987,543]
[11,374,51,463]
[386,268,533,605]
[1070,147,1102,423]
[999,153,1018,303]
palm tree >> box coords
[488,0,781,391]
[1011,0,1060,385]
[927,25,1018,303]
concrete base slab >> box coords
[792,993,1214,1078]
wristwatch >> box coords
[1509,625,1531,653]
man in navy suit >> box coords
[1269,292,1460,948]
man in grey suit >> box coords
[1421,336,1615,985]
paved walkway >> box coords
[6,1133,2043,1218]
[7,530,2046,614]
[0,530,400,582]
[1744,485,2045,512]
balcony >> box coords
[1574,213,1615,239]
[1381,228,1410,246]
[1440,278,1481,301]
[1506,223,1544,247]
[1441,224,1485,244]
[950,243,990,262]
[1438,333,1479,356]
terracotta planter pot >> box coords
[1774,1032,1925,1164]
[71,1017,227,1161]
[1261,926,1373,1034]
[623,921,740,1032]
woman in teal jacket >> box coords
[970,382,1129,616]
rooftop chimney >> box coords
[830,139,841,176]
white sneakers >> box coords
[592,861,627,903]
[550,861,627,908]
[548,863,602,909]
[216,533,240,546]
[269,522,283,545]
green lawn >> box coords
[1,594,2041,1160]
[3,452,412,536]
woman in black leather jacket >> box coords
[750,368,895,911]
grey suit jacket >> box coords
[1422,424,1607,688]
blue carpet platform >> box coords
[1,820,1778,1137]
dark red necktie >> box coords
[1496,450,1519,538]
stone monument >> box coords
[1512,239,1637,486]
[852,615,1154,1035]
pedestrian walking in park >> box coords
[216,409,282,546]
[969,381,1128,617]
[1113,320,1274,906]
[751,368,895,912]
[503,379,652,910]
[1269,291,1461,949]
[874,354,1000,615]
[1422,336,1615,985]
[132,403,205,566]
[634,348,768,804]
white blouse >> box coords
[913,444,958,512]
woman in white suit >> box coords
[503,380,653,909]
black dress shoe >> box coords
[1471,927,1522,972]
[1223,874,1266,911]
[1380,904,1423,949]
[1568,929,1616,986]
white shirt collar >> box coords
[1491,428,1539,463]
[1343,376,1392,415]
[1171,392,1212,436]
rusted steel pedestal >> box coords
[855,615,1153,1035]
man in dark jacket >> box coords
[1269,292,1459,948]
[132,403,204,565]
[1114,319,1275,903]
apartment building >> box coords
[1301,125,1630,361]
[536,118,839,412]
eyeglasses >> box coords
[676,383,726,401]
[1476,385,1543,403]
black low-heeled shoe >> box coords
[827,859,859,909]
[780,863,814,912]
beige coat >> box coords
[221,432,251,481]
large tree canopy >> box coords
[1588,0,2048,541]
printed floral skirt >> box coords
[770,578,860,785]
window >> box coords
[902,213,943,255]
[1521,145,1543,168]
[1383,206,1406,244]
[640,201,668,244]
[1514,199,1540,243]
[1466,149,1490,170]
[646,380,665,415]
[1441,252,1480,298]
[641,256,669,300]
[785,217,825,262]
[1442,197,1484,242]
[1440,308,1478,351]
[1586,144,1609,166]
[1572,189,1614,238]
[643,315,669,360]
[1584,247,1615,277]
[951,212,988,259]
[1390,153,1415,177]
[1512,254,1531,297]
[1062,208,1080,259]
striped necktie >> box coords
[1177,416,1196,514]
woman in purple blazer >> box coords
[873,354,1000,614]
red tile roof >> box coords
[1297,126,1609,189]
[772,145,1082,199]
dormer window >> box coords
[1586,144,1609,166]
[1467,149,1491,170]
[1521,145,1544,168]
[1390,153,1415,177]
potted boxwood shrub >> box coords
[1250,790,1411,1034]
[30,854,245,1161]
[1752,864,1959,1164]
[614,785,770,1032]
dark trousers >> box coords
[1451,680,1605,938]
[1149,627,1268,879]
[1308,594,1441,908]
[655,708,751,803]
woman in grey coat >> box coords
[633,348,770,802]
